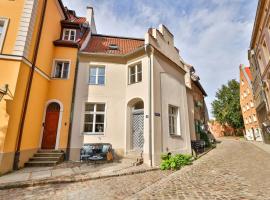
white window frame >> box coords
[89,66,105,85]
[0,17,9,53]
[168,105,181,136]
[52,59,70,79]
[83,103,106,135]
[62,28,76,41]
[128,63,142,84]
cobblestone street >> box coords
[0,139,270,200]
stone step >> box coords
[29,157,60,161]
[25,160,58,167]
[37,149,63,153]
[33,152,64,157]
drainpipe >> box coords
[13,0,48,170]
[145,44,153,167]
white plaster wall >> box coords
[70,55,150,161]
[151,53,192,165]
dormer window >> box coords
[108,44,119,50]
[62,29,76,41]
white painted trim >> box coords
[39,99,64,150]
[81,101,107,136]
[0,17,9,53]
[51,59,71,79]
[62,28,76,42]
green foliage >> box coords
[160,153,193,170]
[211,79,244,129]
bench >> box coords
[80,143,113,162]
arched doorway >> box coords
[41,102,60,149]
[130,100,144,151]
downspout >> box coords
[13,0,48,170]
[145,44,153,167]
[66,53,80,160]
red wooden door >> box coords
[41,103,60,149]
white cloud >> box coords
[62,0,257,118]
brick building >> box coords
[240,64,263,141]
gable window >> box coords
[129,63,142,84]
[0,18,9,52]
[168,105,180,135]
[89,67,105,85]
[84,103,105,134]
[62,29,76,41]
[52,60,70,79]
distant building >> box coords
[239,65,263,141]
[248,0,270,143]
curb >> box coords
[196,146,216,159]
[0,167,160,190]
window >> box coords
[62,29,76,41]
[242,106,246,112]
[250,101,254,108]
[241,80,244,85]
[84,103,105,134]
[52,60,70,79]
[0,18,9,52]
[129,63,142,84]
[89,67,105,85]
[253,114,257,122]
[168,105,180,135]
[246,103,249,110]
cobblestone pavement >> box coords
[0,139,270,200]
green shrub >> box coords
[160,153,193,170]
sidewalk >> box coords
[250,141,270,155]
[0,159,159,190]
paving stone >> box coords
[51,168,74,177]
[31,170,51,180]
[0,139,270,199]
[0,173,30,184]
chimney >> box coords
[86,6,97,34]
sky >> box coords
[62,0,258,118]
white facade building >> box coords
[70,25,193,166]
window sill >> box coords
[83,132,105,136]
[51,77,69,80]
[128,81,142,86]
[169,134,182,138]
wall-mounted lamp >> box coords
[0,84,12,102]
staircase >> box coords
[25,150,65,167]
[126,150,143,166]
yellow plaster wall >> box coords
[47,47,78,149]
[0,0,24,54]
[35,0,63,75]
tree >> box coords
[211,79,244,131]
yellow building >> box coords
[0,0,95,174]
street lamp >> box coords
[0,84,8,102]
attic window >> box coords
[108,44,119,50]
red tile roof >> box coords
[82,34,145,55]
[244,67,252,80]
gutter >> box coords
[13,0,48,170]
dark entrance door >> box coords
[41,102,60,149]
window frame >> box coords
[0,17,9,53]
[62,28,76,42]
[128,62,142,85]
[83,103,106,135]
[89,66,106,85]
[168,105,181,136]
[52,59,71,79]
